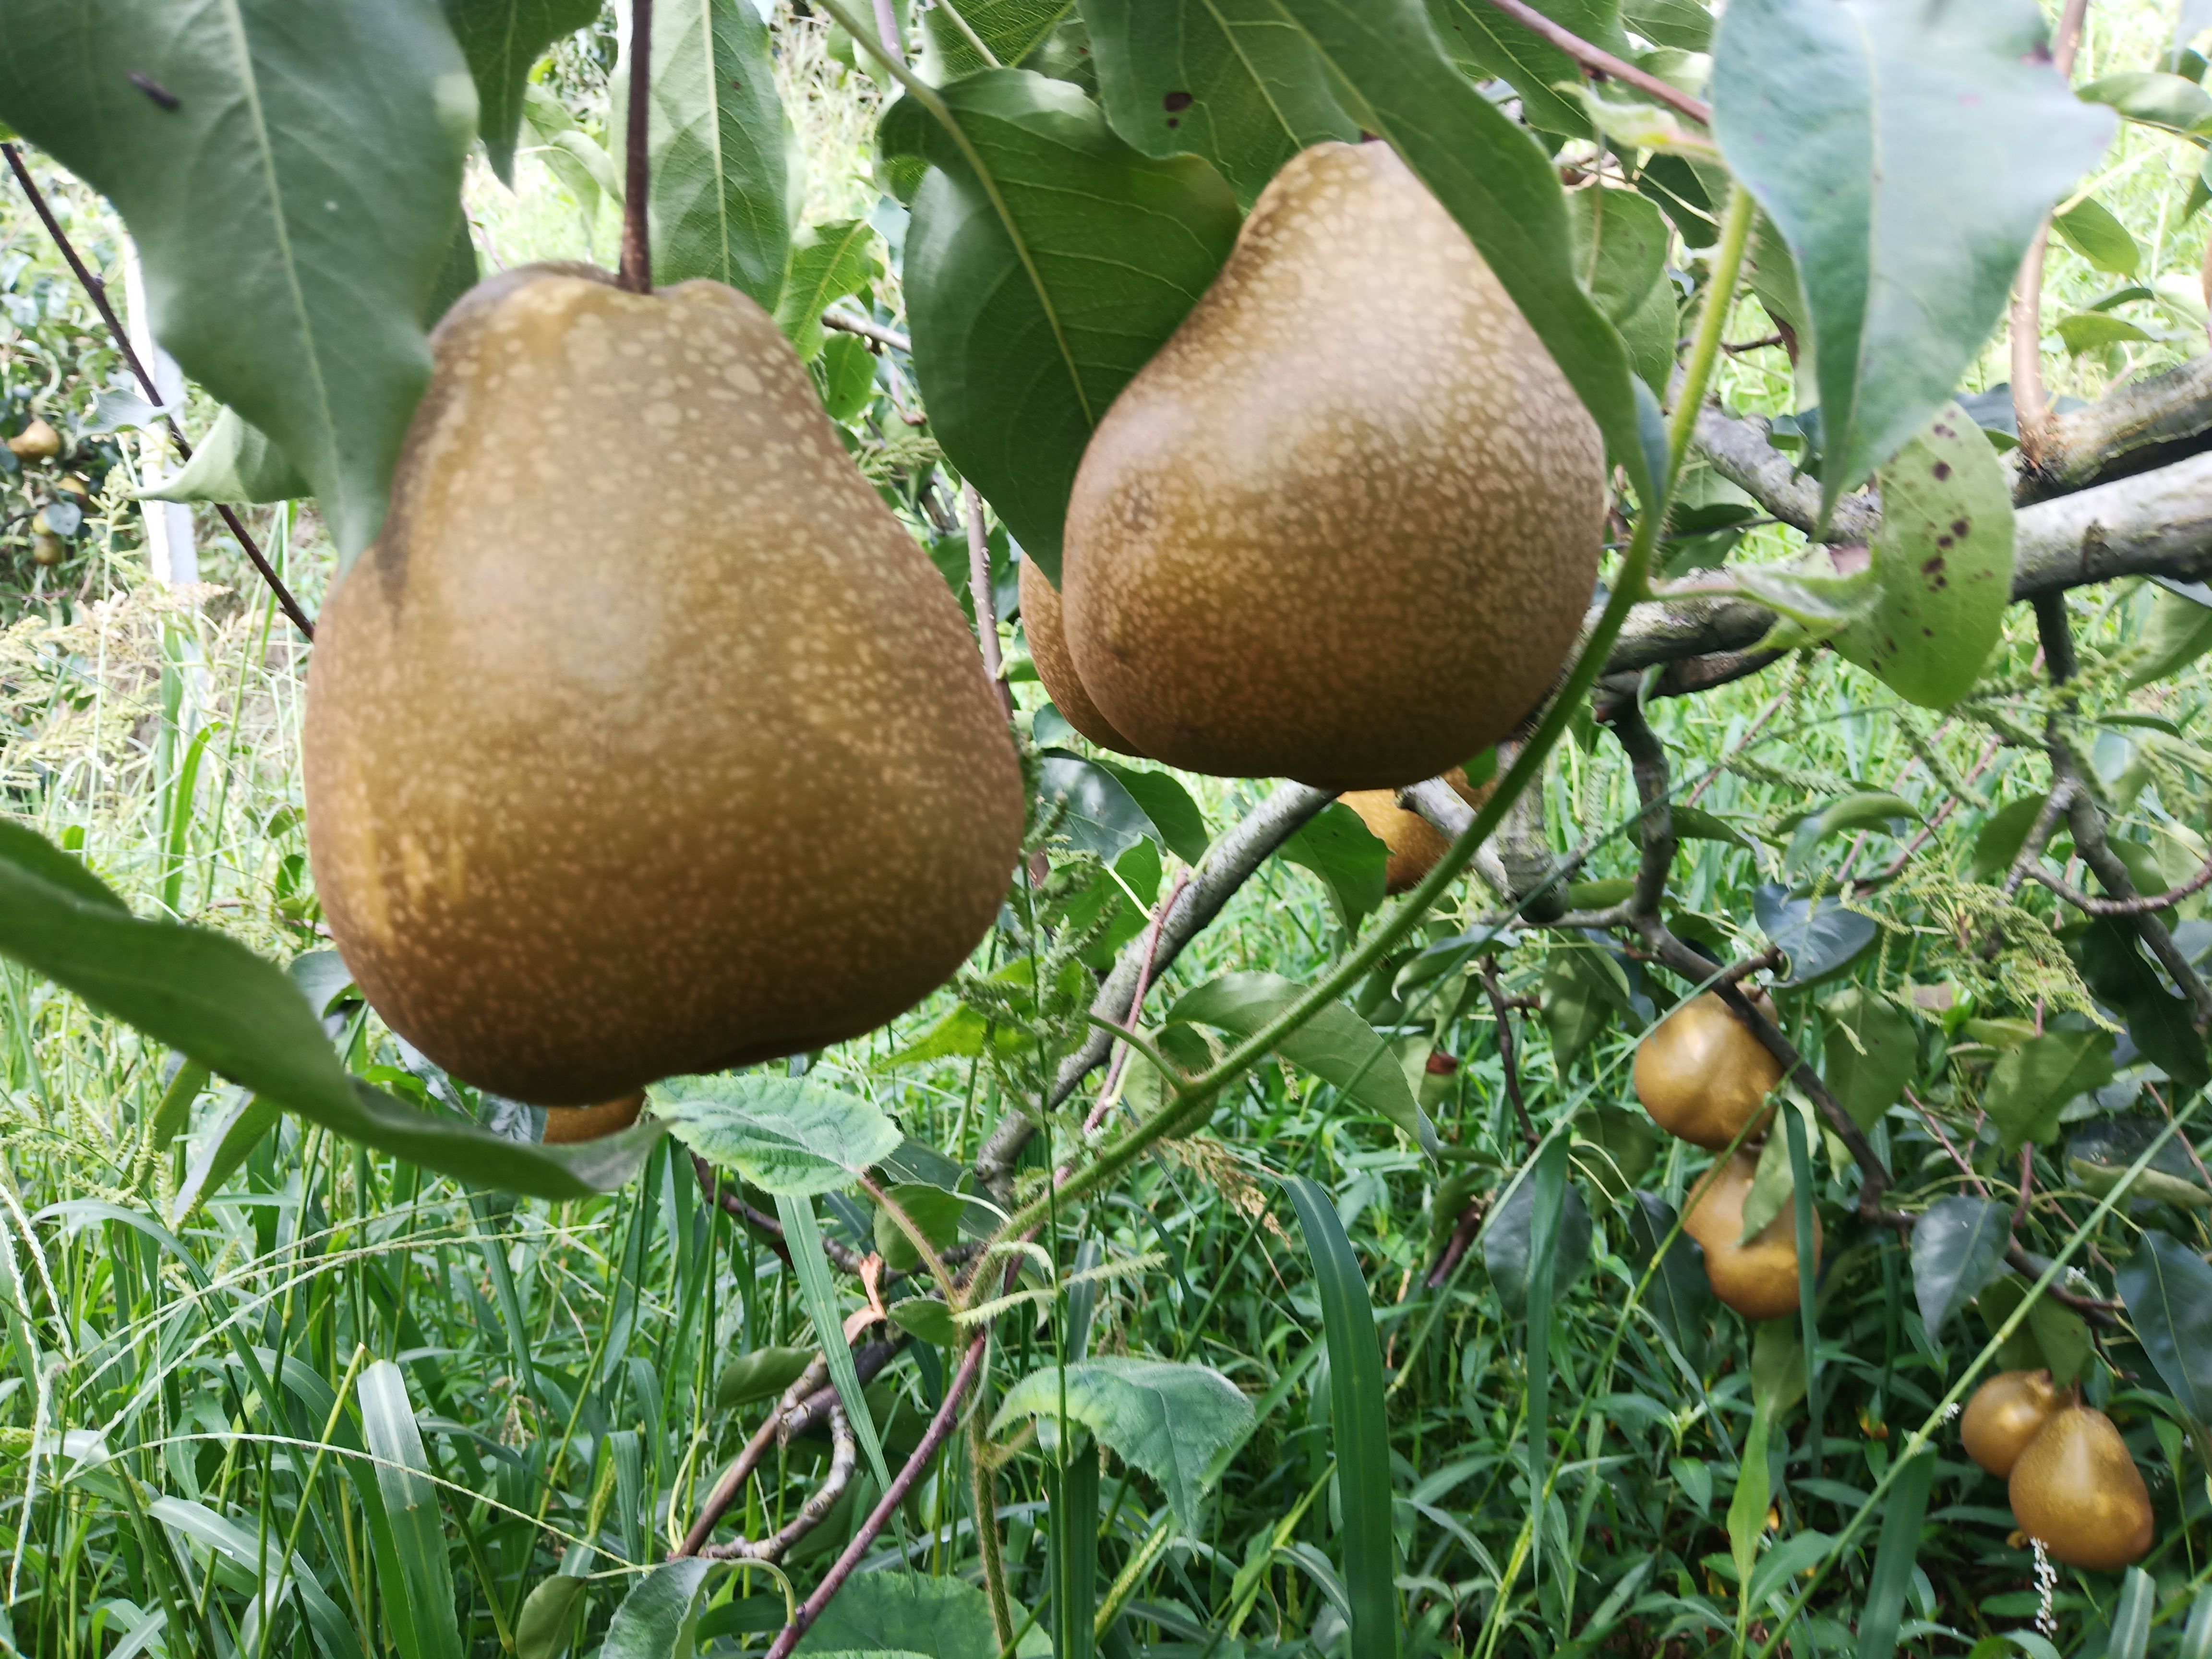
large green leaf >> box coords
[1710,0,2112,516]
[617,0,792,310]
[1262,0,1657,502]
[1830,403,2016,708]
[1567,185,1668,327]
[892,70,1240,578]
[2116,1233,2212,1423]
[1278,803,1390,933]
[925,0,1092,83]
[793,1571,997,1659]
[995,1357,1251,1528]
[1171,971,1434,1153]
[443,0,602,183]
[1818,985,1916,1132]
[1483,1157,1592,1317]
[653,1073,901,1195]
[1084,0,1359,206]
[1908,1195,2009,1338]
[0,0,477,562]
[1427,0,1623,138]
[0,829,658,1199]
[1983,1029,2115,1155]
[1283,1175,1397,1659]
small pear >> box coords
[8,416,60,461]
[1683,1146,1820,1321]
[543,1092,646,1145]
[28,531,63,567]
[305,264,1023,1105]
[1962,1370,2062,1478]
[1020,555,1139,755]
[54,473,89,504]
[2009,1402,2154,1570]
[1342,769,1492,894]
[1061,141,1605,790]
[1634,991,1783,1149]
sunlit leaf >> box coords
[993,1358,1253,1528]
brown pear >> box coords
[1962,1370,2062,1478]
[1683,1146,1821,1321]
[304,264,1023,1105]
[1020,556,1140,755]
[8,416,60,461]
[543,1092,646,1145]
[1060,141,1605,790]
[1634,991,1783,1149]
[2009,1402,2154,1570]
[1342,769,1493,893]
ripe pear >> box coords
[1060,141,1605,790]
[2009,1402,2154,1570]
[8,416,60,462]
[543,1092,646,1145]
[28,531,62,567]
[1634,991,1783,1149]
[1683,1146,1820,1321]
[1962,1370,2062,1478]
[304,264,1023,1106]
[1020,555,1139,755]
[1343,769,1493,894]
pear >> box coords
[1342,768,1492,894]
[1020,555,1139,755]
[29,531,62,567]
[304,264,1023,1106]
[8,416,60,461]
[1634,991,1783,1149]
[543,1092,646,1145]
[2008,1402,2154,1570]
[1962,1369,2062,1478]
[1060,141,1605,790]
[1683,1146,1820,1321]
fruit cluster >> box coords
[1962,1370,2154,1570]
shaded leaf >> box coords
[359,1361,464,1659]
[1038,751,1161,862]
[142,408,311,506]
[2057,311,2156,353]
[1427,0,1623,136]
[1909,1195,2010,1337]
[2127,586,2212,689]
[1090,758,1211,865]
[1279,802,1390,932]
[1624,1192,1713,1367]
[1483,1165,1592,1317]
[516,1573,588,1659]
[1755,881,1876,982]
[2066,1117,2212,1210]
[925,0,1089,81]
[443,0,601,182]
[1971,796,2049,882]
[2116,1232,2212,1421]
[993,1358,1253,1528]
[0,0,478,561]
[1711,0,2113,514]
[654,1073,901,1195]
[716,1345,816,1410]
[1820,985,1917,1131]
[1568,185,1668,327]
[2078,920,2210,1096]
[873,1182,966,1270]
[1983,1030,2115,1155]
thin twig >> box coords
[2025,850,2212,916]
[1480,957,1539,1152]
[965,484,1011,719]
[1088,872,1193,1132]
[823,309,912,353]
[1478,0,1713,125]
[1,143,313,638]
[698,1405,857,1563]
[619,0,652,292]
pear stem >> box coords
[620,0,653,293]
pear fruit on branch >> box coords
[2008,1400,2154,1570]
[1633,990,1783,1149]
[1343,768,1491,893]
[1962,1369,2062,1478]
[543,1092,647,1145]
[1021,555,1140,755]
[304,264,1023,1106]
[1059,141,1605,790]
[1683,1145,1820,1320]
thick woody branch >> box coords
[2016,353,2212,503]
[973,782,1334,1193]
[698,1404,857,1563]
[1398,777,1514,899]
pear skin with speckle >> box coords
[1342,769,1492,893]
[1061,141,1605,790]
[2008,1402,2154,1570]
[304,264,1023,1106]
[1020,554,1140,755]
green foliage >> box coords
[994,1357,1251,1527]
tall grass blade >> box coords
[1851,1445,1933,1659]
[1519,1135,1569,1584]
[1783,1108,1821,1474]
[1284,1175,1396,1659]
[775,1191,893,1489]
[358,1359,464,1659]
[2180,1585,2212,1659]
[1050,1438,1100,1659]
[2106,1568,2155,1659]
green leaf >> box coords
[359,1361,464,1659]
[1171,971,1435,1153]
[142,408,312,506]
[0,819,123,912]
[1755,881,1876,982]
[1971,796,2048,881]
[994,1357,1251,1529]
[2056,311,2156,353]
[0,0,478,562]
[0,831,657,1198]
[1038,751,1163,862]
[818,332,878,422]
[1427,0,1623,137]
[1540,950,1615,1068]
[775,219,886,361]
[1283,1175,1397,1659]
[1624,1192,1714,1367]
[2116,1232,2212,1422]
[2067,1116,2212,1210]
[1089,758,1210,865]
[2079,71,2212,134]
[777,1192,895,1491]
[516,1573,589,1659]
[1831,403,2017,706]
[1854,1448,1936,1659]
[715,1345,817,1410]
[1908,1195,2009,1337]
[615,0,792,311]
[2128,585,2212,689]
[2028,1292,2092,1388]
[872,1181,966,1270]
[2053,196,2141,276]
[1086,0,1359,206]
[1711,0,2114,515]
[894,70,1241,578]
[890,1297,959,1346]
[1482,1162,1592,1317]
[925,0,1087,79]
[653,1073,901,1196]
[1568,186,1669,327]
[1623,0,1711,51]
[1782,790,1920,878]
[1819,985,1916,1132]
[1278,802,1390,932]
[601,1560,714,1659]
[794,1571,998,1659]
[1048,1432,1100,1659]
[1738,1122,1798,1242]
[2079,920,2210,1096]
[1265,0,1656,503]
[442,0,601,183]
[524,82,625,221]
[1983,1029,2115,1155]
